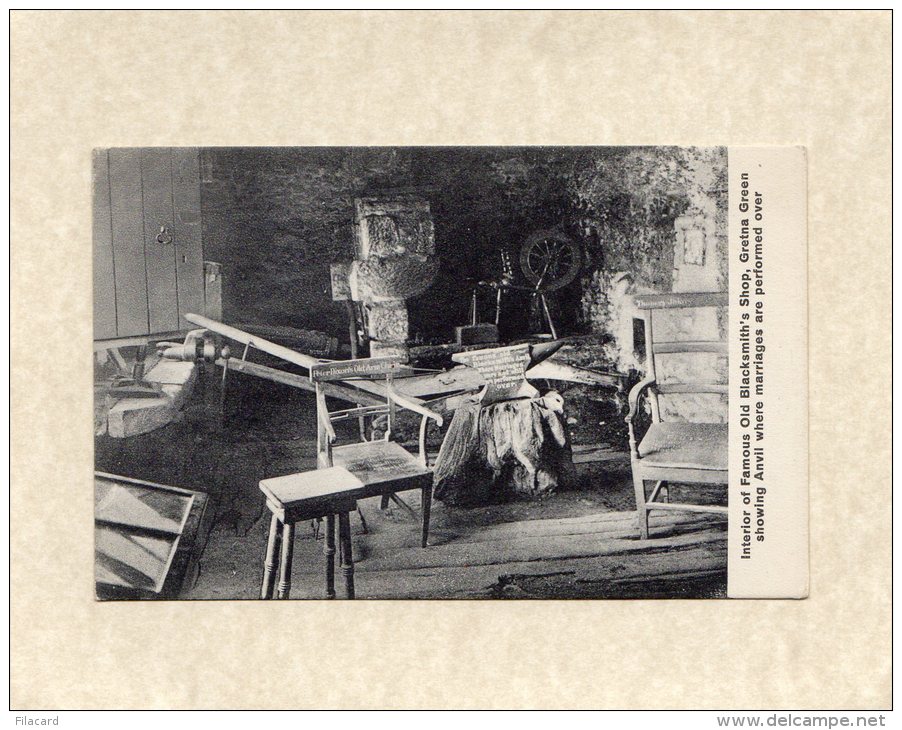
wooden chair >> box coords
[626,292,728,539]
[311,356,444,548]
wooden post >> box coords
[644,309,660,423]
[344,299,367,441]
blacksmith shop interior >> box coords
[94,146,729,600]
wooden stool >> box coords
[259,466,362,599]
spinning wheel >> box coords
[468,230,584,339]
[519,230,583,292]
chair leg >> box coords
[421,484,432,548]
[338,511,355,599]
[276,522,295,599]
[633,474,649,540]
[389,493,417,518]
[261,513,281,599]
[324,514,336,599]
[356,505,369,535]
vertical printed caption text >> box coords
[737,172,767,560]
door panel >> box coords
[92,150,117,340]
[140,148,180,333]
[95,148,204,341]
[108,149,149,337]
[171,148,205,327]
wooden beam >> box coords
[645,502,728,514]
[652,341,728,354]
[187,313,428,409]
[655,383,728,395]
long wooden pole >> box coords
[185,313,323,369]
[186,313,440,420]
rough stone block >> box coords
[106,362,197,438]
[367,300,408,343]
[354,197,436,258]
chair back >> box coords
[310,356,443,468]
[634,292,728,422]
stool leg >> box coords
[421,484,432,548]
[338,511,355,599]
[324,514,336,599]
[277,522,295,599]
[261,513,281,599]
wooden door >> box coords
[93,148,204,341]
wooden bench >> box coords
[626,292,728,539]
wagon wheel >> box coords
[519,230,583,292]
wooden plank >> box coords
[92,149,117,340]
[286,525,726,599]
[235,323,340,358]
[653,341,727,354]
[172,148,205,328]
[188,313,423,407]
[96,477,213,601]
[162,491,211,599]
[430,511,723,548]
[646,502,728,514]
[655,383,728,395]
[571,444,629,464]
[140,148,180,333]
[186,313,324,369]
[108,148,149,336]
[360,523,727,573]
[289,549,725,600]
[634,292,728,310]
[637,464,728,483]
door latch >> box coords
[156,225,173,245]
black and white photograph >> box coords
[13,6,889,716]
[93,145,731,600]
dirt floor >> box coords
[95,370,727,600]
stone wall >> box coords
[573,147,729,422]
[201,148,604,342]
[200,147,727,402]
